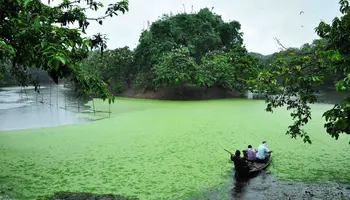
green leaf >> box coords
[68,40,74,47]
[23,0,31,7]
[329,51,341,61]
[55,55,66,65]
[335,81,346,92]
[41,41,47,49]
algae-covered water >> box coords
[0,98,349,199]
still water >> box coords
[0,85,349,200]
[0,85,92,131]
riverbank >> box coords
[117,87,243,100]
[193,172,350,200]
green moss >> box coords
[0,98,349,199]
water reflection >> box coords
[231,169,265,200]
[0,84,92,131]
[232,175,251,199]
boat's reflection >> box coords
[231,170,262,199]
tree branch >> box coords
[274,37,288,50]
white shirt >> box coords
[256,144,270,159]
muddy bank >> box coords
[40,192,138,200]
[192,171,350,200]
[117,87,243,100]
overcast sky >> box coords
[49,0,341,55]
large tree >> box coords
[134,8,243,84]
[255,0,350,143]
[132,8,262,92]
[152,46,199,94]
[0,0,128,102]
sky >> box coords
[48,0,341,55]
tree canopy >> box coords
[0,0,129,102]
[254,0,350,143]
[81,8,261,94]
[134,8,243,71]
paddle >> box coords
[224,148,233,155]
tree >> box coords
[134,8,243,89]
[197,44,262,92]
[0,0,129,103]
[82,47,134,93]
[152,47,198,95]
[197,50,234,91]
[79,8,260,96]
[255,0,350,143]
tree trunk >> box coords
[126,78,131,88]
[179,83,183,97]
[205,84,209,93]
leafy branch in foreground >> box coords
[255,0,350,143]
[0,0,129,103]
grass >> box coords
[0,98,349,199]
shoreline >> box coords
[195,172,350,200]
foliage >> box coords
[152,47,198,92]
[255,0,350,143]
[82,47,134,93]
[0,0,129,102]
[197,44,262,91]
[80,8,259,95]
[197,50,234,90]
[134,8,243,80]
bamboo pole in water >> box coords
[109,104,111,118]
[49,84,52,105]
[92,98,96,114]
[77,96,80,113]
[64,95,67,109]
[56,82,59,108]
[24,87,28,100]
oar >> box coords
[224,148,233,155]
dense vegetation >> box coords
[81,9,263,95]
[0,0,129,102]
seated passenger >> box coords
[245,145,256,161]
[256,141,272,163]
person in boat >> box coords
[245,145,256,161]
[231,150,250,174]
[256,141,272,163]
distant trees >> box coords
[82,47,134,93]
[81,8,262,94]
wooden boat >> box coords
[243,150,272,173]
[225,149,272,176]
[247,154,272,173]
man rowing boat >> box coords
[230,150,250,174]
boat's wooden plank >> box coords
[248,156,272,173]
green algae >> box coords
[0,98,349,199]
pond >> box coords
[0,96,349,200]
[0,85,92,131]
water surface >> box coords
[0,98,349,199]
[0,85,92,131]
